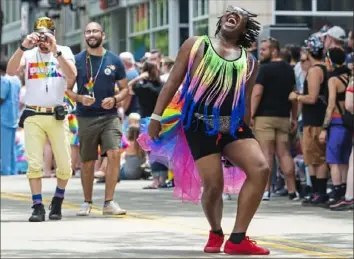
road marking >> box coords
[259,236,353,256]
[1,192,351,258]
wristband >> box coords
[151,113,162,122]
[322,123,329,130]
[20,45,29,51]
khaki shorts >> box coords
[302,126,326,165]
[254,116,290,142]
[77,115,122,162]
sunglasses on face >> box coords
[225,6,248,16]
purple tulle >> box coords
[138,124,246,204]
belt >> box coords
[25,105,68,114]
[26,106,55,113]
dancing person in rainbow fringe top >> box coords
[138,6,270,255]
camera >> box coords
[39,34,47,42]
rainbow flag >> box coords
[84,78,94,93]
[63,92,75,113]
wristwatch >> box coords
[20,44,29,51]
[54,51,62,58]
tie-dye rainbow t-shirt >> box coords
[23,46,75,107]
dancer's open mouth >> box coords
[224,14,239,28]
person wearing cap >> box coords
[289,36,329,207]
[6,17,77,222]
[323,26,346,51]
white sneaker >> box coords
[102,201,127,215]
[76,202,92,216]
[289,192,300,201]
[262,191,271,201]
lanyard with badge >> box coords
[36,51,50,92]
[85,50,106,98]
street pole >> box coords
[20,0,38,38]
[79,0,89,51]
[0,0,3,56]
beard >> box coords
[260,56,271,64]
[86,37,103,48]
[38,43,50,53]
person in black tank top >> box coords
[319,48,352,205]
[289,35,329,206]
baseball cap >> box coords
[34,17,55,33]
[322,26,346,41]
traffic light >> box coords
[47,0,71,6]
[60,0,72,4]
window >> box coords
[276,15,354,32]
[180,27,189,46]
[152,0,168,28]
[193,0,208,17]
[193,19,209,36]
[130,3,150,33]
[130,34,150,61]
[317,0,354,11]
[179,0,189,23]
[1,44,9,59]
[275,0,312,11]
[5,0,11,23]
[154,29,169,56]
[75,11,81,30]
[92,15,111,40]
[12,0,21,22]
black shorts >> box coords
[184,120,255,161]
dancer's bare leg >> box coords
[223,138,270,250]
[195,153,224,231]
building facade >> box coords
[1,0,353,60]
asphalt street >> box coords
[1,175,353,258]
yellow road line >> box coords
[260,236,353,256]
[1,192,350,258]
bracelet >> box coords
[112,96,117,106]
[151,113,162,122]
[322,123,329,130]
[297,95,301,102]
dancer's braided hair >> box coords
[215,7,261,48]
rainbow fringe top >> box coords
[178,36,254,137]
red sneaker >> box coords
[224,236,270,255]
[204,231,224,253]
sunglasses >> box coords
[225,6,248,16]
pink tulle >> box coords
[138,125,246,204]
